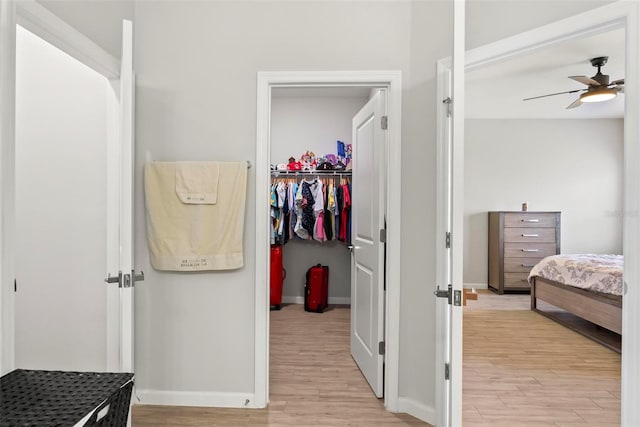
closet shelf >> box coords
[271,170,352,176]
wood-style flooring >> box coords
[132,294,621,426]
[132,304,426,426]
[463,290,621,426]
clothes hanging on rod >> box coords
[270,172,351,246]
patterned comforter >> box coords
[528,254,623,296]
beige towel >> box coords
[144,161,247,271]
[175,161,219,204]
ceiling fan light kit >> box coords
[522,55,624,109]
[580,88,617,103]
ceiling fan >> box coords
[523,56,625,109]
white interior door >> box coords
[435,59,453,427]
[14,20,136,374]
[449,0,466,424]
[105,19,136,373]
[436,2,465,425]
[350,90,386,397]
[117,19,136,373]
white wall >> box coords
[271,94,368,301]
[14,26,108,371]
[133,0,422,403]
[399,2,452,416]
[464,118,624,285]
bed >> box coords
[529,254,623,353]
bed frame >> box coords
[531,277,622,353]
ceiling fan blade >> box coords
[566,97,582,109]
[523,88,583,101]
[611,78,625,86]
[569,75,601,86]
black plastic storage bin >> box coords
[0,369,134,427]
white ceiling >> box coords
[466,28,625,119]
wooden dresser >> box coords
[488,211,561,294]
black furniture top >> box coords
[0,369,134,427]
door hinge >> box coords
[443,97,452,117]
[14,279,17,292]
[380,228,386,243]
[445,363,450,380]
[381,115,388,130]
[445,231,451,248]
[378,341,385,355]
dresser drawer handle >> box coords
[521,263,536,268]
[521,233,539,237]
[521,249,539,252]
[521,219,539,223]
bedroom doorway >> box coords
[436,1,640,424]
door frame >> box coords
[0,0,123,375]
[254,71,402,410]
[436,1,640,423]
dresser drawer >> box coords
[504,213,557,228]
[504,273,531,289]
[504,242,557,258]
[504,257,543,273]
[504,227,556,243]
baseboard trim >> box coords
[281,296,351,305]
[397,397,435,425]
[135,389,259,408]
[464,282,487,290]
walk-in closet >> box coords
[269,87,371,307]
[268,85,386,400]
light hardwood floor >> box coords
[132,294,621,426]
[463,290,621,426]
[132,304,426,426]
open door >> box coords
[11,18,136,373]
[117,19,138,373]
[448,0,466,423]
[106,19,138,373]
[350,90,386,397]
[435,1,465,425]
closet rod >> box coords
[270,170,351,176]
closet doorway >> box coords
[254,72,402,410]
